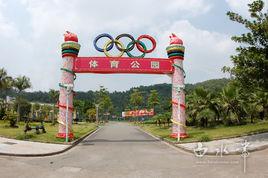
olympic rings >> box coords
[93,33,156,58]
[136,35,156,53]
[104,40,125,57]
[115,33,135,52]
[126,40,146,58]
[94,33,114,52]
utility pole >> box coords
[65,84,73,142]
[95,104,99,123]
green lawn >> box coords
[0,120,98,144]
[138,121,268,143]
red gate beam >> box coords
[73,57,174,74]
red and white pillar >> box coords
[57,31,80,139]
[167,33,187,138]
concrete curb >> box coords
[137,126,268,156]
[136,127,193,155]
[0,126,101,157]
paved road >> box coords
[0,122,268,178]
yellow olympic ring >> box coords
[171,119,186,128]
[103,40,125,57]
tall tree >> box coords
[0,68,13,98]
[148,90,160,112]
[96,86,113,120]
[224,0,268,91]
[13,76,31,123]
[130,89,143,110]
[219,84,246,125]
[48,89,59,125]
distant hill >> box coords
[0,78,230,114]
[185,78,231,93]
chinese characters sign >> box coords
[122,109,154,117]
[73,57,173,74]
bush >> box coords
[198,135,211,142]
[3,111,18,128]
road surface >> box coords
[0,122,268,178]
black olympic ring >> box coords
[93,33,156,58]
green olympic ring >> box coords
[126,40,147,58]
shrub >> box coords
[198,135,211,142]
[3,111,18,128]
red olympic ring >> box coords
[136,35,156,53]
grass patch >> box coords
[138,121,268,143]
[0,120,97,144]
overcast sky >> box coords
[0,0,267,92]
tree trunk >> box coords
[52,104,56,125]
[16,103,20,124]
[250,114,254,123]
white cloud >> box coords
[0,0,237,92]
[154,20,235,84]
[0,1,19,38]
[226,0,268,17]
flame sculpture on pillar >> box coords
[56,31,80,139]
[166,33,188,138]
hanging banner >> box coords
[122,109,154,117]
[73,57,173,74]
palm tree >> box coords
[0,68,8,91]
[13,76,31,123]
[187,87,219,127]
[196,108,216,127]
[130,89,143,110]
[0,68,13,98]
[219,84,245,125]
[148,90,160,113]
[48,89,59,125]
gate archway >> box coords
[56,31,188,140]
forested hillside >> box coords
[0,78,230,115]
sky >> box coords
[0,0,267,92]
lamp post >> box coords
[175,84,184,142]
[95,104,99,123]
[65,84,73,142]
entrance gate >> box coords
[56,31,187,140]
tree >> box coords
[148,90,160,112]
[186,87,219,127]
[196,108,216,127]
[219,84,246,125]
[13,76,31,123]
[13,98,31,121]
[96,86,113,121]
[130,89,143,110]
[224,0,268,91]
[86,108,96,122]
[48,89,59,125]
[0,68,13,98]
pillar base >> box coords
[170,133,188,138]
[56,133,74,139]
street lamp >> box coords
[175,84,184,142]
[95,104,99,123]
[64,84,73,142]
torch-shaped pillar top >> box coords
[169,33,183,45]
[64,31,78,42]
[166,33,185,60]
[61,31,81,58]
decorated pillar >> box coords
[166,33,187,138]
[56,31,80,139]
